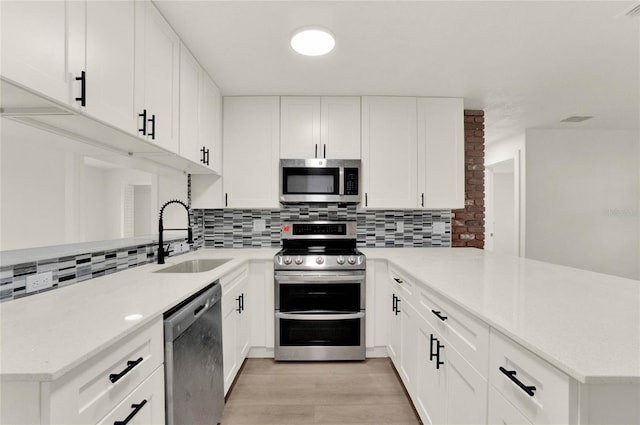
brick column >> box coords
[452,110,485,248]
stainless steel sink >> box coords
[154,259,232,273]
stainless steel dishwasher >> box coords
[164,282,224,425]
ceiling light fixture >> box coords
[290,27,335,56]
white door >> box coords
[85,0,136,133]
[178,44,202,165]
[280,96,320,159]
[321,96,361,159]
[1,0,73,105]
[361,96,417,208]
[223,96,280,208]
[417,97,465,209]
[136,0,180,153]
[486,159,519,256]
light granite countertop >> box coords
[1,247,638,385]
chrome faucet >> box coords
[158,200,193,264]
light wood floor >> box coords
[221,358,422,425]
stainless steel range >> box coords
[274,221,366,361]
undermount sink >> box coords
[154,259,232,273]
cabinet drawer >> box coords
[96,366,165,425]
[418,287,489,378]
[489,330,571,424]
[388,266,415,298]
[488,386,533,425]
[46,317,164,425]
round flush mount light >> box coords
[290,27,335,56]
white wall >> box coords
[493,171,516,255]
[526,129,639,280]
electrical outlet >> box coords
[396,221,404,233]
[253,219,266,232]
[26,272,53,293]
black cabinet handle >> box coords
[200,146,206,163]
[435,340,445,369]
[204,148,210,166]
[499,367,537,397]
[432,310,448,321]
[148,114,156,140]
[393,277,403,284]
[109,357,143,383]
[323,144,326,158]
[315,144,318,158]
[225,193,228,207]
[395,297,401,315]
[421,193,424,207]
[392,294,396,312]
[113,400,147,425]
[236,295,242,313]
[365,193,368,207]
[429,334,437,361]
[138,109,147,135]
[75,71,86,107]
[241,293,245,312]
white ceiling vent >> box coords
[561,116,593,123]
[622,3,640,18]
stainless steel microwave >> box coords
[279,159,361,204]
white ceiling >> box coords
[154,0,640,145]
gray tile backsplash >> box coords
[1,204,449,302]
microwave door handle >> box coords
[276,312,365,321]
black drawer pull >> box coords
[75,70,86,107]
[138,109,147,135]
[432,310,448,321]
[114,399,147,425]
[499,366,537,397]
[109,357,143,383]
[393,277,403,284]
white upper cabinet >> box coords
[280,96,360,159]
[417,98,465,209]
[86,0,137,133]
[223,97,280,209]
[280,96,321,158]
[361,96,417,208]
[179,44,222,173]
[135,0,180,153]
[0,0,76,105]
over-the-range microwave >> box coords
[279,159,361,204]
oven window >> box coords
[279,318,361,346]
[282,168,339,194]
[279,283,360,312]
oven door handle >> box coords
[275,275,364,284]
[276,312,365,321]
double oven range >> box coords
[274,221,366,361]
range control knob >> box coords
[283,256,292,265]
[295,256,304,265]
[316,256,324,265]
[347,256,357,265]
[336,255,345,265]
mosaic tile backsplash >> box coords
[1,205,449,302]
[194,205,451,248]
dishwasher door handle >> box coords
[276,312,365,321]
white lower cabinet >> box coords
[221,265,250,395]
[488,386,533,425]
[1,317,164,425]
[415,316,487,425]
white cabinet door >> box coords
[1,0,74,105]
[388,290,401,367]
[361,96,417,208]
[321,96,361,159]
[280,96,321,159]
[221,266,250,395]
[85,0,136,133]
[399,298,419,398]
[446,343,488,424]
[223,96,280,208]
[200,74,222,173]
[222,284,239,395]
[415,319,446,425]
[135,0,180,153]
[179,44,202,165]
[417,97,465,209]
[236,277,251,361]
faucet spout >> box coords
[158,200,192,264]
